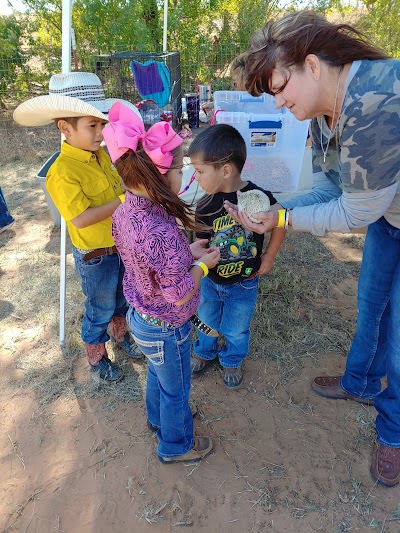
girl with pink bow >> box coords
[103,102,220,464]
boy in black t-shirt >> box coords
[188,124,285,390]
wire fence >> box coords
[0,42,241,164]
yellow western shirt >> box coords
[46,141,124,249]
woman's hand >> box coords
[190,238,209,260]
[224,200,278,234]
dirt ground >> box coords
[1,161,399,533]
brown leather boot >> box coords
[109,316,143,360]
[158,436,213,464]
[109,316,126,343]
[371,442,400,487]
[85,342,107,365]
[311,376,374,405]
[84,342,124,382]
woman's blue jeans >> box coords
[128,308,194,459]
[341,217,400,447]
[72,246,128,344]
[0,187,14,228]
[193,275,259,368]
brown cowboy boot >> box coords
[84,342,124,382]
[109,316,126,343]
[109,316,143,360]
[370,442,400,487]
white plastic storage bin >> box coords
[36,151,61,226]
[213,91,310,192]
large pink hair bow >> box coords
[103,101,183,173]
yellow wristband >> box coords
[276,209,285,228]
[193,261,209,277]
[118,194,125,204]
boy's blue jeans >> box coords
[0,187,14,227]
[193,275,259,368]
[72,246,128,345]
[340,217,400,447]
[128,308,194,459]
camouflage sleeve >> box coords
[288,60,400,234]
[291,182,398,236]
[282,171,342,209]
[340,92,400,193]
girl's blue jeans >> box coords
[72,246,128,344]
[193,275,259,368]
[0,187,14,227]
[127,308,194,459]
[341,217,400,447]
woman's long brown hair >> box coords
[245,9,389,96]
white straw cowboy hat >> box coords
[13,71,141,126]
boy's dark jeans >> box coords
[72,246,128,345]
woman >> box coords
[200,53,249,122]
[224,10,400,487]
[230,52,248,90]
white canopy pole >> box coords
[62,0,72,72]
[162,0,168,52]
[59,0,72,346]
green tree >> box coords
[4,0,398,106]
[358,0,400,57]
[0,14,27,107]
[236,0,280,49]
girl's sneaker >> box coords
[158,436,213,464]
[223,367,243,390]
[0,220,15,234]
[190,355,212,377]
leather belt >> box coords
[83,246,118,262]
[137,311,173,328]
[189,314,219,337]
[137,312,218,337]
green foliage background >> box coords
[0,0,399,107]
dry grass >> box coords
[2,137,363,413]
[6,140,400,533]
[0,113,60,165]
[1,147,145,417]
[250,231,360,381]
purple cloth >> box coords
[131,60,164,97]
[112,192,199,326]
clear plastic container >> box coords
[213,91,310,192]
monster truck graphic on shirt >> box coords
[209,214,257,278]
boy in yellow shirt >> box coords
[14,72,144,381]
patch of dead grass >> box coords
[0,115,60,165]
[5,154,399,533]
[1,159,144,417]
[249,231,359,383]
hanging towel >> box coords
[130,60,171,108]
[131,60,164,95]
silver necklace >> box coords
[320,65,344,163]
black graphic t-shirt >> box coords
[195,181,277,285]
